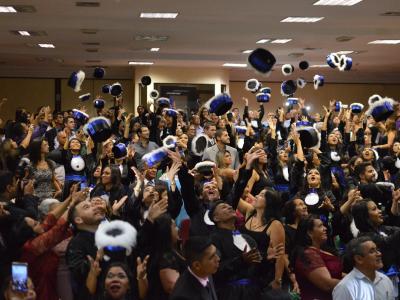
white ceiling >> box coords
[0,0,399,83]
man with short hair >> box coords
[66,199,105,300]
[204,122,216,147]
[170,236,220,300]
[132,126,159,169]
[202,129,240,169]
[333,236,394,300]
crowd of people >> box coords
[0,90,399,300]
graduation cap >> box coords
[110,82,123,97]
[150,90,159,100]
[162,135,177,149]
[191,134,209,156]
[235,126,247,134]
[245,79,261,93]
[326,53,340,69]
[163,108,178,117]
[112,143,127,159]
[102,84,111,94]
[286,97,298,106]
[93,67,105,79]
[142,147,168,168]
[83,116,112,143]
[281,80,297,97]
[313,75,324,90]
[93,98,105,109]
[204,93,233,116]
[366,94,397,122]
[157,97,171,107]
[350,103,364,114]
[194,161,216,176]
[339,55,352,71]
[141,76,152,86]
[256,92,270,103]
[297,78,307,89]
[79,93,91,102]
[299,61,309,71]
[282,64,294,76]
[296,121,320,148]
[72,109,89,126]
[334,101,348,112]
[248,48,276,74]
[68,70,85,92]
[95,220,137,262]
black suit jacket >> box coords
[170,269,217,300]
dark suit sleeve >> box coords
[226,168,252,210]
[177,165,201,218]
[167,189,183,219]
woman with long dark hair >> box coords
[293,215,342,300]
[147,214,186,300]
[91,165,127,207]
[28,139,61,201]
[237,188,286,289]
[351,199,400,272]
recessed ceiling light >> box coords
[241,50,253,54]
[281,17,324,23]
[222,63,247,68]
[38,43,55,48]
[140,12,178,19]
[18,31,30,36]
[0,6,17,13]
[150,48,160,52]
[336,50,354,55]
[271,39,292,44]
[128,61,154,65]
[368,40,400,45]
[310,64,330,68]
[256,39,270,44]
[313,0,363,6]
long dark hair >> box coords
[28,138,49,166]
[283,199,298,225]
[152,214,175,260]
[263,189,282,225]
[351,199,377,233]
[104,164,122,187]
[293,214,336,266]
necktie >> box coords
[205,281,215,300]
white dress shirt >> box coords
[333,268,394,300]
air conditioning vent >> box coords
[288,52,304,58]
[381,11,400,16]
[81,29,98,34]
[76,2,100,7]
[135,35,169,42]
[13,5,36,12]
[336,36,354,42]
[85,48,98,52]
[82,42,100,46]
[304,47,321,51]
[86,60,102,63]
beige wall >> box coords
[61,79,134,117]
[229,81,400,115]
[0,78,54,122]
[0,78,134,122]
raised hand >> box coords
[136,255,150,280]
[147,197,168,223]
[112,195,128,216]
[131,166,144,183]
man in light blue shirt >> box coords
[333,236,395,300]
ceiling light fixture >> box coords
[281,17,324,23]
[313,0,363,6]
[150,48,160,52]
[222,63,247,68]
[140,12,178,19]
[18,31,30,36]
[271,39,292,44]
[336,50,354,55]
[368,40,400,45]
[128,61,154,65]
[256,39,270,44]
[241,49,253,54]
[38,43,55,48]
[310,64,330,68]
[0,6,17,13]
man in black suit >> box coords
[170,236,219,300]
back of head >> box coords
[351,199,375,233]
[0,170,14,194]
